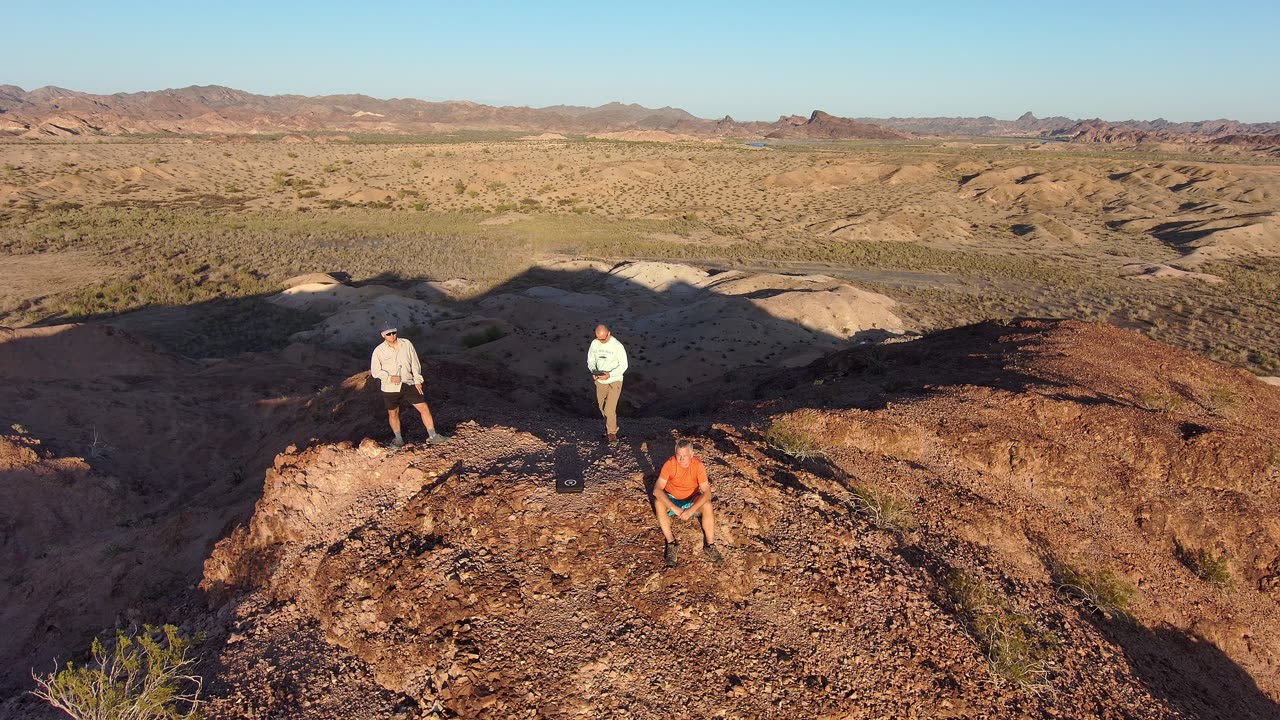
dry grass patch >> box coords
[943,569,1057,690]
[1052,559,1136,619]
[765,410,830,460]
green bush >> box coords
[1053,560,1136,619]
[31,624,201,720]
[945,569,1056,689]
[462,325,505,348]
[765,412,828,460]
[1175,540,1232,588]
[849,483,912,530]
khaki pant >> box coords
[595,380,623,434]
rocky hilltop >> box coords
[5,304,1278,718]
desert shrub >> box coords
[765,412,828,460]
[944,569,1056,689]
[297,190,320,199]
[1204,385,1237,414]
[848,483,912,530]
[454,179,467,195]
[31,624,201,720]
[462,325,505,348]
[1174,540,1232,588]
[1053,560,1135,619]
[1136,392,1180,412]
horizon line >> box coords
[5,81,1278,127]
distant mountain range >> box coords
[861,112,1280,144]
[1,85,1277,145]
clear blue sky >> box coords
[8,0,1279,122]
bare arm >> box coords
[685,481,713,515]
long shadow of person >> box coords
[630,436,675,512]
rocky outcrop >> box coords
[197,319,1280,719]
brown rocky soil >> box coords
[0,322,509,713]
[183,319,1280,719]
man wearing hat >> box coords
[370,324,449,447]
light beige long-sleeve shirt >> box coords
[370,338,424,391]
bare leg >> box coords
[655,503,676,543]
[698,502,716,545]
[411,401,436,434]
[387,408,401,437]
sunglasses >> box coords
[383,331,397,336]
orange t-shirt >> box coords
[659,456,708,500]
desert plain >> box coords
[1,133,1278,375]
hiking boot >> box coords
[704,544,724,564]
[390,437,405,448]
[607,432,618,444]
[427,433,451,445]
[664,542,678,568]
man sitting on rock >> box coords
[370,324,449,448]
[653,438,723,567]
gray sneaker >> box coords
[390,437,405,448]
[427,433,451,445]
[704,544,723,564]
[664,542,678,568]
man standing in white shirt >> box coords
[370,324,449,448]
[586,324,628,443]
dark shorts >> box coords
[666,492,701,517]
[382,383,426,411]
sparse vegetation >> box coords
[31,624,202,720]
[765,411,828,460]
[462,324,506,348]
[944,569,1057,689]
[2,138,1278,374]
[1053,559,1136,619]
[1174,540,1232,587]
[848,482,913,530]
